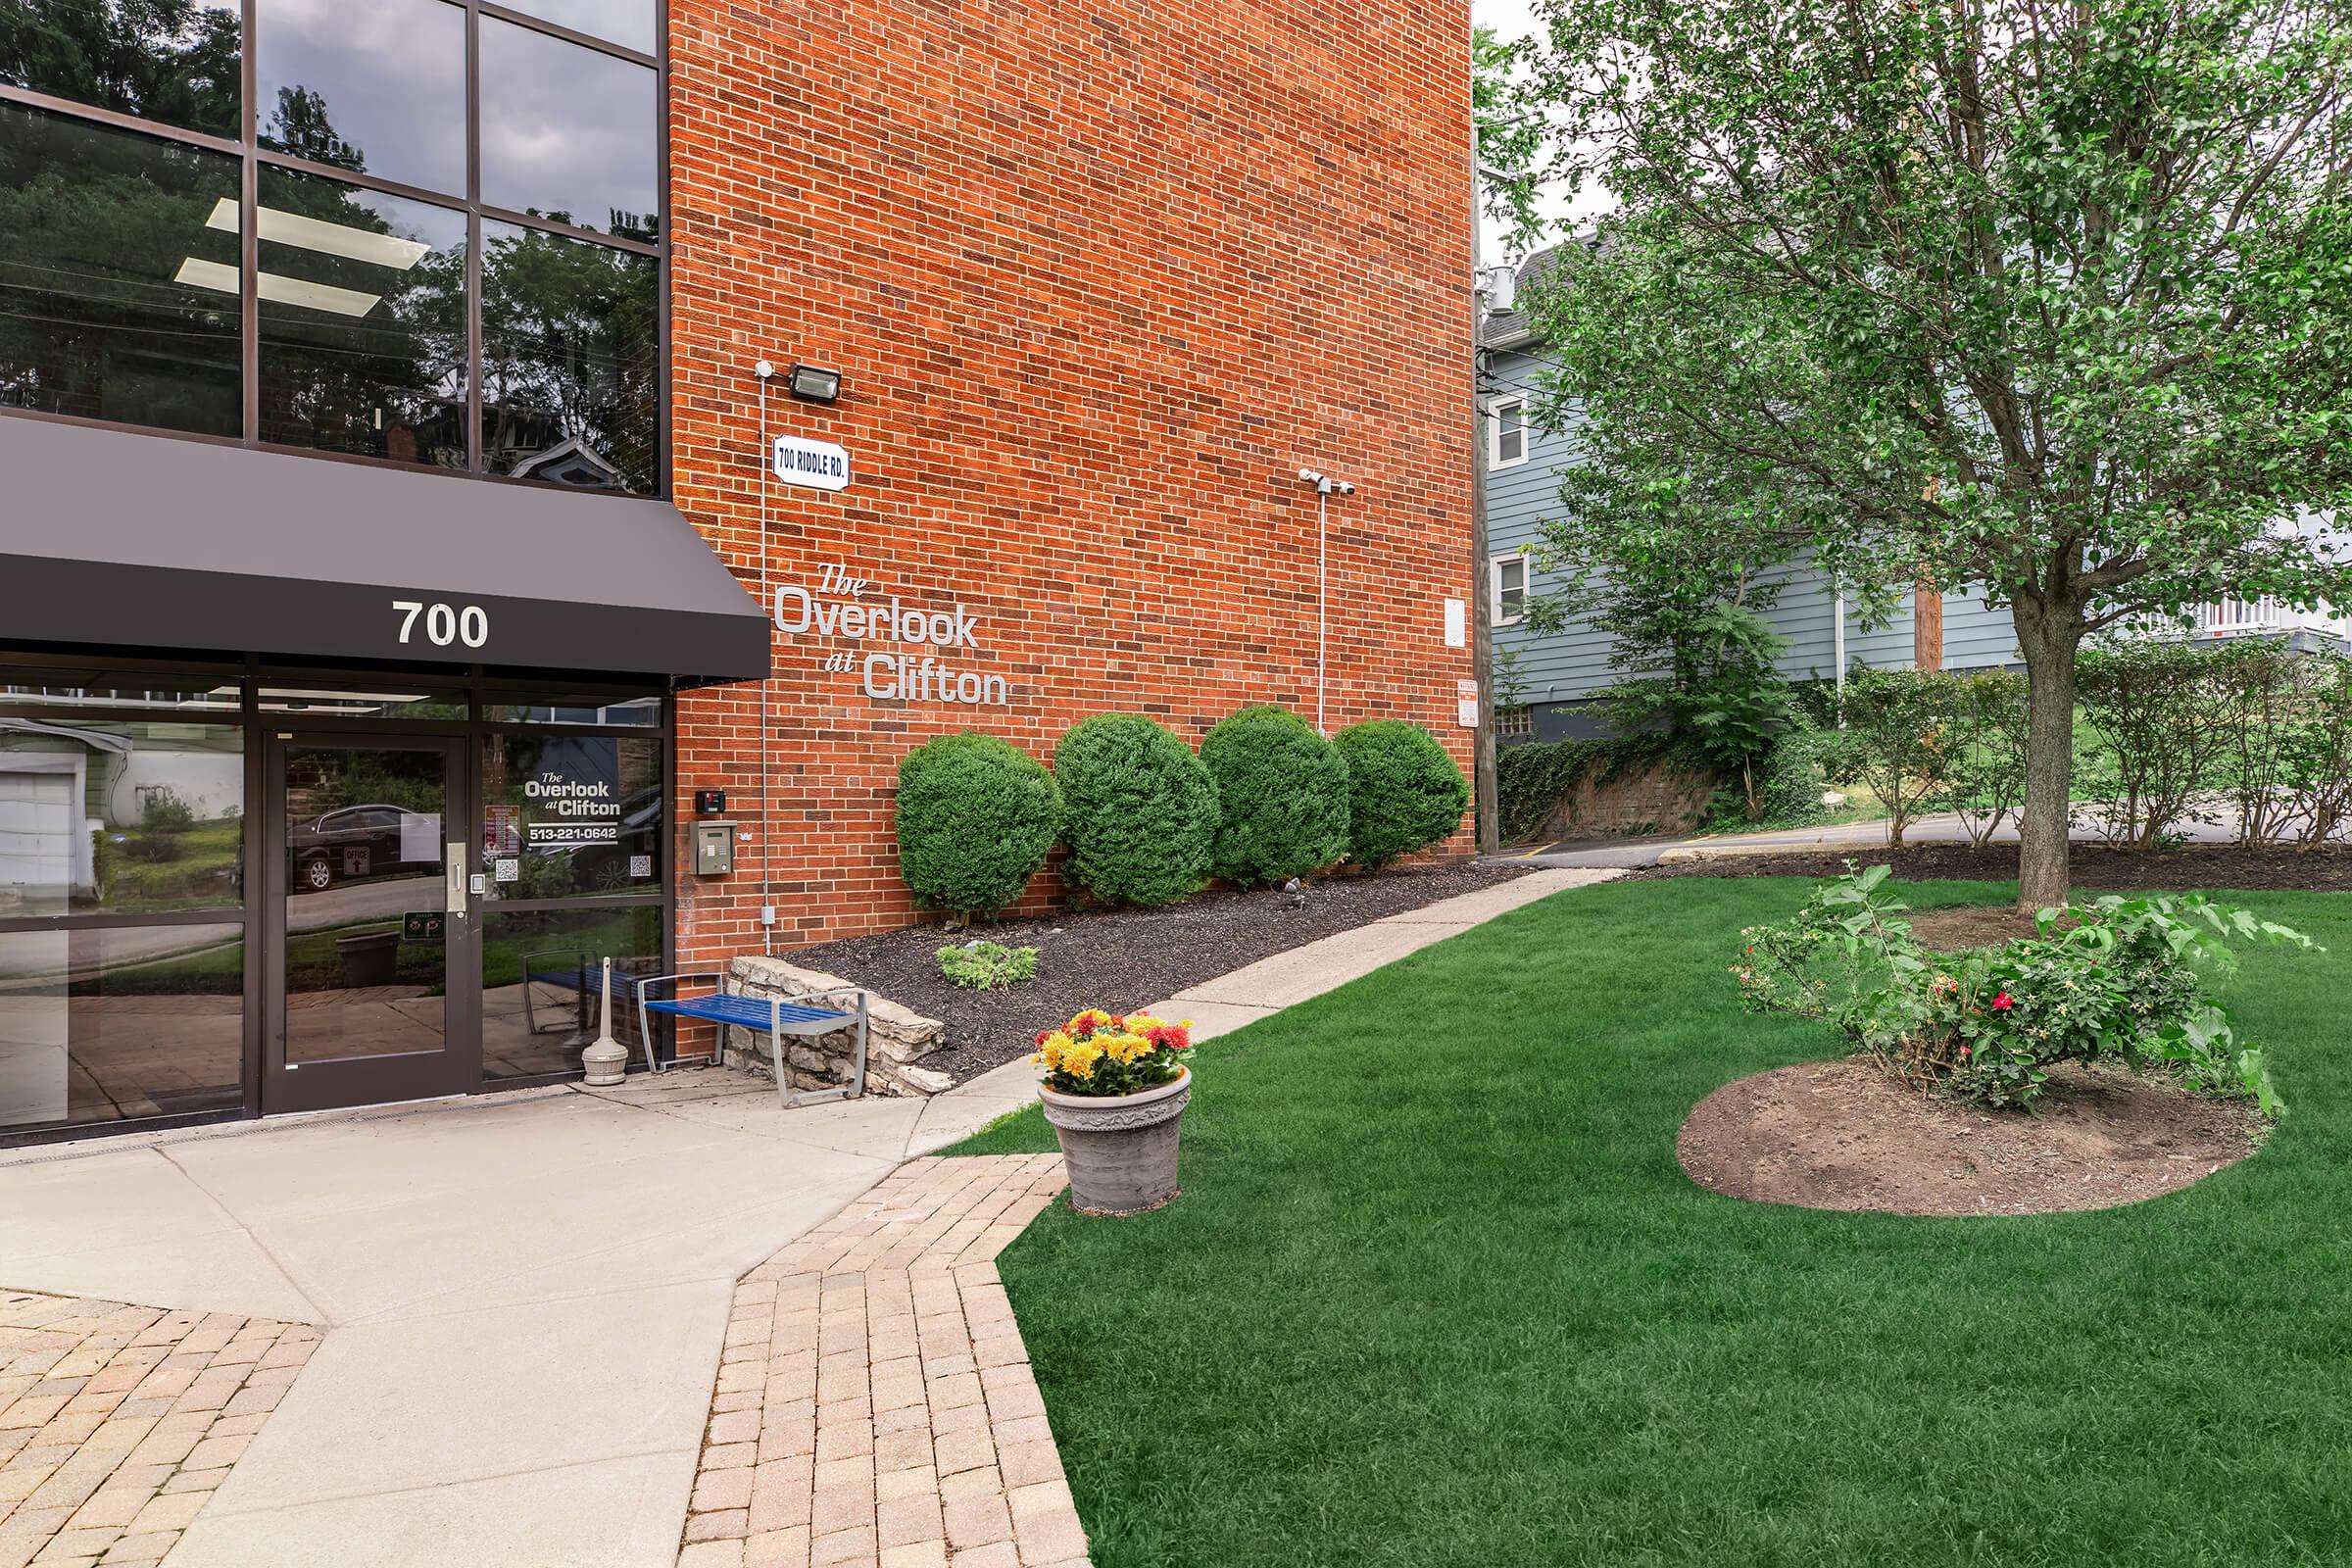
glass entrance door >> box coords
[263,734,477,1112]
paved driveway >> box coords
[0,1079,971,1567]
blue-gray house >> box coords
[1480,250,2020,744]
[1480,249,2345,744]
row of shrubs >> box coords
[895,709,1471,918]
[1827,641,2352,848]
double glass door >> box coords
[263,734,477,1113]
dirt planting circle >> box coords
[1678,1057,2264,1217]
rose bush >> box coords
[1733,863,2311,1112]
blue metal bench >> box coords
[632,972,869,1107]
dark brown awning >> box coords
[0,417,768,685]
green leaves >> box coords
[1735,868,2313,1114]
[1512,0,2352,901]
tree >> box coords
[1514,0,2352,907]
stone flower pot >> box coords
[1039,1067,1191,1216]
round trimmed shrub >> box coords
[1053,713,1218,906]
[1200,705,1350,887]
[1333,719,1470,867]
[895,733,1060,918]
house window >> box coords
[1496,705,1535,739]
[0,0,665,493]
[1490,397,1528,468]
[1492,554,1530,626]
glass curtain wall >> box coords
[0,0,663,493]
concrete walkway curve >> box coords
[0,864,1617,1566]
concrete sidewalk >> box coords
[901,865,1625,1143]
[1511,808,2247,870]
[0,863,1620,1566]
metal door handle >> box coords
[446,841,466,921]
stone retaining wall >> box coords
[724,956,954,1097]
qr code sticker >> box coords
[629,855,653,878]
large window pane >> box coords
[0,719,243,916]
[256,168,466,467]
[479,905,662,1080]
[479,220,658,491]
[254,0,465,198]
[0,0,241,139]
[488,0,654,55]
[479,18,658,241]
[0,925,244,1133]
[0,104,241,435]
[481,733,662,901]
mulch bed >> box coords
[1678,1056,2263,1217]
[786,862,1535,1082]
[1904,904,2072,950]
[1632,841,2352,892]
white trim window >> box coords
[1491,553,1530,626]
[1489,396,1529,468]
[1496,705,1535,739]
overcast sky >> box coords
[1471,0,1602,268]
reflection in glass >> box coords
[282,745,449,1063]
[488,0,654,53]
[479,19,658,240]
[479,220,658,491]
[480,905,662,1079]
[255,0,465,197]
[482,695,662,728]
[257,687,467,720]
[256,168,467,466]
[0,675,241,711]
[0,925,243,1132]
[0,720,244,917]
[0,0,241,138]
[0,104,241,435]
[480,733,662,901]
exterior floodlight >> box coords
[787,364,842,403]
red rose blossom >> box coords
[1993,992,2014,1010]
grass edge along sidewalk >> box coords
[955,875,2352,1568]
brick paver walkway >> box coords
[677,1154,1088,1568]
[0,1292,318,1568]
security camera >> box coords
[755,361,776,379]
[1298,467,1322,483]
[1335,481,1355,495]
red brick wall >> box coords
[665,0,1476,959]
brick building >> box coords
[0,0,1474,1143]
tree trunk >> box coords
[2012,602,2081,912]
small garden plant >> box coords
[1034,1008,1193,1096]
[1734,864,2313,1114]
[936,940,1038,990]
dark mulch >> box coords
[1905,904,2074,951]
[786,862,1535,1082]
[1677,1056,2264,1217]
[1631,841,2352,893]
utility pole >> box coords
[1470,278,1498,856]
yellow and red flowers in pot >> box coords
[1033,1007,1193,1097]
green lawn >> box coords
[956,877,2352,1567]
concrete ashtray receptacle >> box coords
[1039,1067,1191,1215]
[335,931,401,988]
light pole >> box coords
[1298,467,1355,734]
